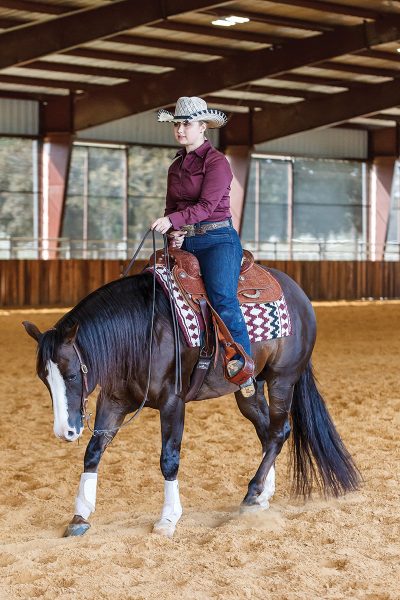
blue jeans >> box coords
[182,221,251,356]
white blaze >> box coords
[46,359,70,439]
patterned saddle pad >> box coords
[147,264,292,348]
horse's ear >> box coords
[64,322,79,345]
[22,321,42,342]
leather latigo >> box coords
[150,248,282,311]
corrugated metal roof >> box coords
[0,0,399,135]
[255,127,368,159]
[0,97,39,134]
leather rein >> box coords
[72,228,182,439]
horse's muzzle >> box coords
[54,426,83,442]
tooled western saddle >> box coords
[150,248,282,400]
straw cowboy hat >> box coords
[157,96,227,129]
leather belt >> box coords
[181,219,231,237]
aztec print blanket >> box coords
[147,265,292,348]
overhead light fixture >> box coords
[212,18,233,26]
[212,15,250,27]
[226,16,250,24]
[396,47,400,53]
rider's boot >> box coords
[227,359,255,398]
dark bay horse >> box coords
[23,268,360,538]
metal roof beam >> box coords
[274,72,357,88]
[0,16,29,27]
[0,73,104,92]
[152,20,287,44]
[249,78,400,143]
[0,88,56,101]
[0,0,234,69]
[203,7,332,32]
[264,0,379,20]
[63,48,191,70]
[110,34,239,57]
[0,1,68,14]
[234,83,327,100]
[74,14,400,129]
[316,60,400,78]
[367,113,400,122]
[205,94,278,110]
[357,49,400,63]
[24,60,137,81]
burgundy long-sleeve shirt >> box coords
[164,140,233,230]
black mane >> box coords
[37,273,171,391]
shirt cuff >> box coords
[168,212,186,229]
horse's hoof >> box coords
[63,515,91,537]
[239,499,270,514]
[152,518,176,538]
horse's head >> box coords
[23,321,85,442]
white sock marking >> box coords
[154,480,183,533]
[161,479,183,523]
[75,473,98,520]
[256,458,276,508]
[263,465,276,500]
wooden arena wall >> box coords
[1,260,400,307]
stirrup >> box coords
[240,377,256,398]
[227,360,255,398]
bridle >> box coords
[72,341,90,426]
[70,228,182,440]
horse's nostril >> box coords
[67,430,75,437]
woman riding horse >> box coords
[151,96,255,397]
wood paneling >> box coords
[1,260,399,307]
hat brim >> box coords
[157,108,227,129]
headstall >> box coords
[72,342,90,426]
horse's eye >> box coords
[65,373,77,382]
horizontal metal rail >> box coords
[0,237,399,261]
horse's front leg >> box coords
[64,392,128,537]
[153,395,185,538]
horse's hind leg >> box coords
[64,392,128,537]
[153,395,185,539]
[241,377,293,511]
[235,380,275,509]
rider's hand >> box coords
[168,230,187,248]
[151,216,172,234]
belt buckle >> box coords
[195,226,207,235]
[182,225,195,237]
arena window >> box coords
[242,155,368,260]
[0,137,39,258]
[127,145,175,243]
[385,161,400,261]
[62,143,173,259]
[62,144,125,259]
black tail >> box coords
[290,361,361,498]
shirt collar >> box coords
[174,139,211,159]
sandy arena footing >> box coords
[0,302,399,600]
